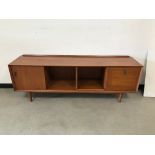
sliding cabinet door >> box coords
[10,66,46,90]
[104,67,142,91]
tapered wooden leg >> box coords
[29,92,33,102]
[118,93,123,102]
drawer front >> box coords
[104,67,141,91]
[10,66,46,90]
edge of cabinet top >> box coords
[9,55,143,67]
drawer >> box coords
[104,67,142,91]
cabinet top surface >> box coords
[9,55,143,67]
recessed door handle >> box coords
[14,72,17,77]
[123,70,127,75]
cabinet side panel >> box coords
[136,67,143,91]
[8,65,16,90]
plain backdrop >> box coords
[0,0,155,154]
[0,19,154,83]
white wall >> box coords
[0,19,151,83]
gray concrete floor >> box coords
[0,88,155,134]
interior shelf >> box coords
[78,80,103,89]
[48,80,75,90]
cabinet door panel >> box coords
[104,67,141,91]
[10,66,46,90]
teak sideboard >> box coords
[8,55,143,102]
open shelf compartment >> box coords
[77,67,104,90]
[45,66,105,91]
[45,67,76,90]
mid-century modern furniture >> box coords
[8,55,143,102]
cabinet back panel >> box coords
[78,67,104,80]
[45,67,75,80]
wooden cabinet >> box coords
[8,55,143,102]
